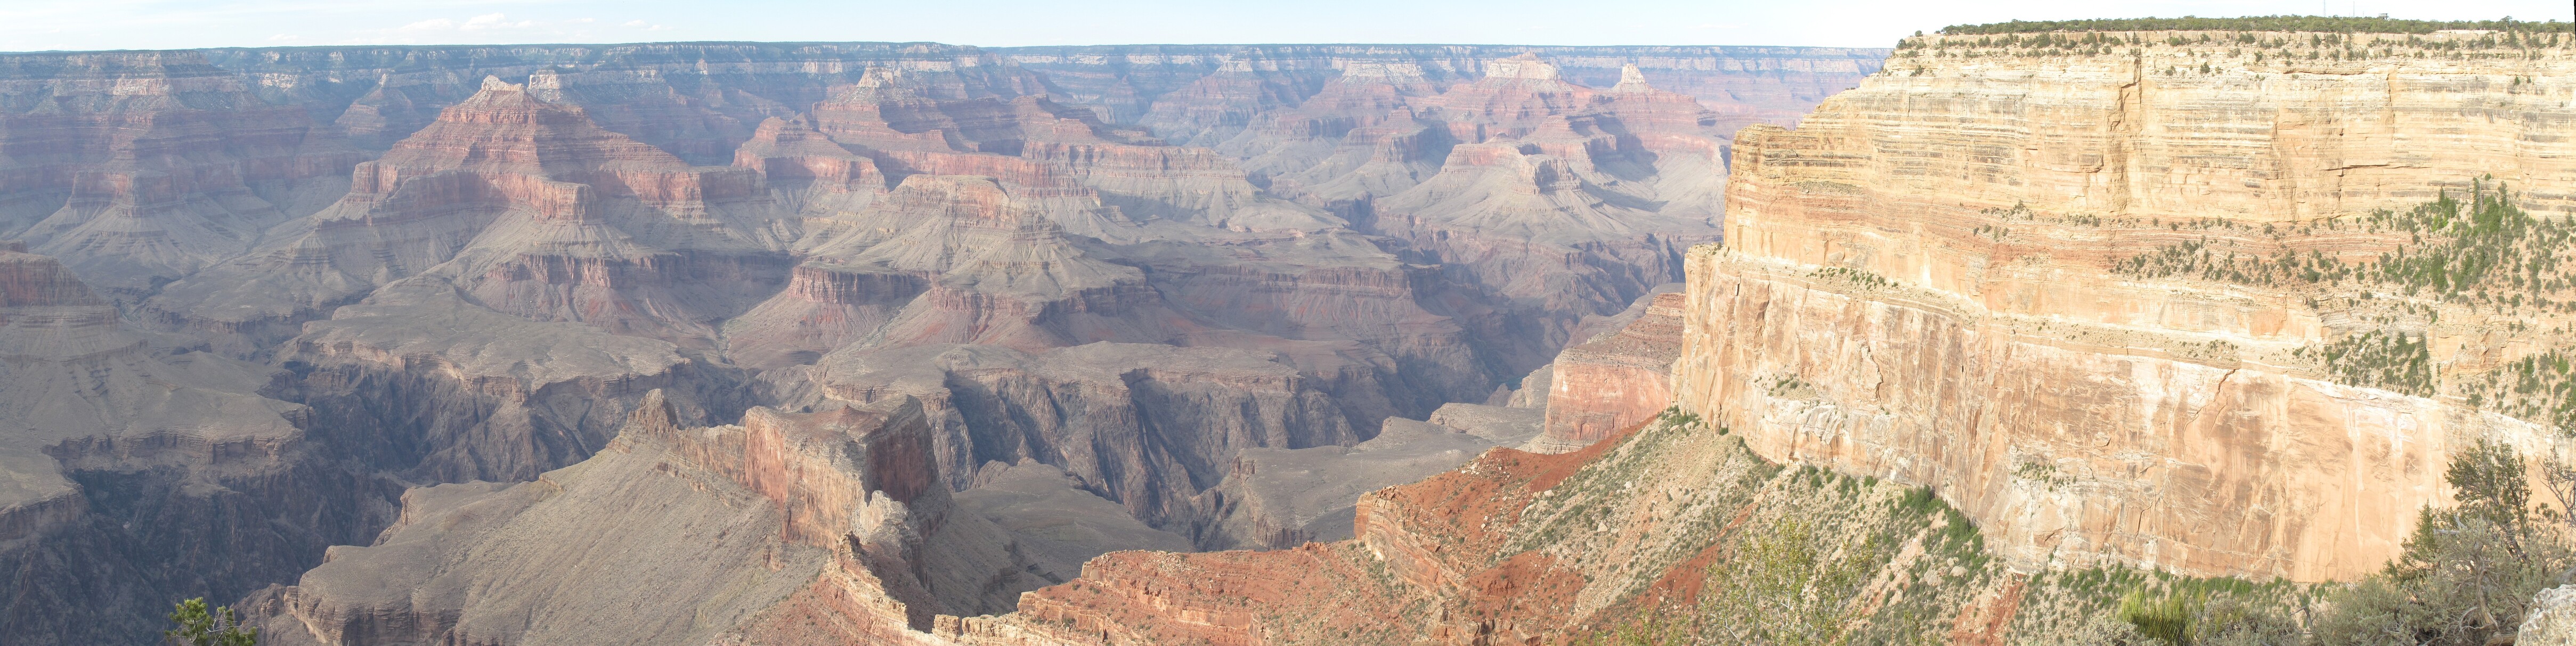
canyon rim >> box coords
[6,6,2576,646]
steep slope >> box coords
[147,76,785,352]
[0,52,361,299]
[0,40,1888,643]
[1680,29,2576,581]
[966,411,2145,645]
[997,45,1887,147]
[1529,290,1685,453]
[0,246,394,645]
[246,390,1050,645]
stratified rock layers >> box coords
[248,391,1047,646]
[1531,291,1683,453]
[0,247,394,645]
[0,40,1889,644]
[1676,30,2576,582]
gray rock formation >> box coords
[246,391,1046,645]
[0,40,1880,643]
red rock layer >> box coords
[0,51,362,296]
[996,428,1618,645]
[1531,292,1684,452]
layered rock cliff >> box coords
[0,245,394,645]
[778,27,2576,646]
[1678,28,2576,582]
[0,39,1883,643]
[246,390,1048,645]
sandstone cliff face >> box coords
[1677,30,2576,582]
[1529,291,1685,453]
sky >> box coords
[1,0,2570,52]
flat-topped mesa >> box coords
[1481,52,1567,83]
[436,76,598,126]
[0,246,108,309]
[1683,29,2576,582]
[0,247,146,363]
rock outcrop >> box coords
[2526,585,2576,646]
[1526,290,1686,453]
[0,52,361,299]
[1677,29,2576,582]
[247,391,1049,645]
[147,76,787,353]
[968,412,2125,645]
[1187,406,1540,550]
[0,40,1887,643]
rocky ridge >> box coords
[0,40,1880,643]
[737,27,2576,646]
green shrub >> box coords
[165,598,257,646]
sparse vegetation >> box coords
[164,598,257,646]
[1580,412,2576,646]
[2310,440,2576,645]
[2293,329,2436,396]
[2110,181,2570,300]
[1938,16,2570,36]
[1810,266,1891,289]
[2461,350,2576,432]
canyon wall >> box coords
[1677,29,2576,582]
[0,245,397,645]
[994,44,1886,143]
[0,39,1880,643]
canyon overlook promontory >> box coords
[12,9,2576,646]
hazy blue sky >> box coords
[3,0,2570,52]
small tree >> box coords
[165,598,256,646]
[2313,441,2576,645]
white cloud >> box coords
[460,13,535,30]
[622,19,646,27]
[267,34,300,41]
[397,18,454,32]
